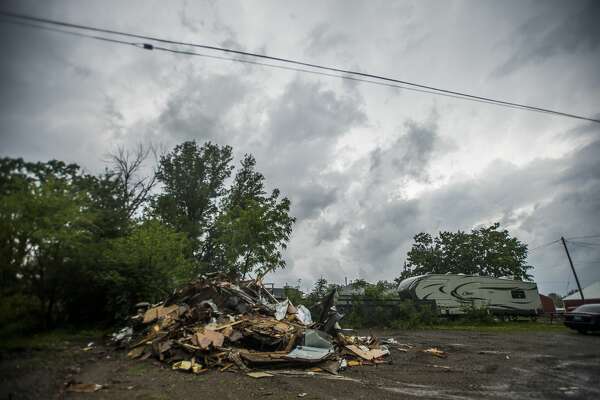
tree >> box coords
[350,279,369,289]
[307,278,330,304]
[152,141,233,252]
[100,219,194,319]
[0,141,296,330]
[401,223,532,281]
[0,158,95,327]
[207,155,295,279]
[107,143,157,219]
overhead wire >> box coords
[1,10,599,124]
[565,234,600,240]
[0,17,564,117]
[528,239,560,252]
[152,45,565,115]
[567,241,600,248]
[0,18,142,48]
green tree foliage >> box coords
[400,223,532,281]
[208,155,295,279]
[152,141,234,249]
[0,141,295,332]
[100,220,194,319]
[0,157,193,327]
[283,286,304,306]
[0,158,95,327]
[345,280,438,328]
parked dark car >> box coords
[564,304,600,334]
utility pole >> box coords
[561,236,584,300]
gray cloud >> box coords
[314,219,346,245]
[252,77,366,222]
[1,0,599,295]
[494,0,600,76]
[304,23,349,57]
[347,199,420,275]
[369,116,452,184]
[342,132,600,289]
[291,183,339,221]
[153,73,250,144]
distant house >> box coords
[563,281,600,311]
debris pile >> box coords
[112,276,390,375]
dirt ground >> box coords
[2,326,599,400]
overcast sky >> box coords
[1,0,599,294]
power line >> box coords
[566,234,600,240]
[528,239,560,252]
[1,17,563,118]
[1,10,599,124]
[567,241,600,248]
[151,45,569,115]
[0,18,142,48]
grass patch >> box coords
[430,321,568,333]
[0,328,106,351]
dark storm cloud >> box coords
[344,128,600,285]
[494,0,600,76]
[519,138,600,286]
[1,0,599,294]
[0,15,112,168]
[347,199,420,273]
[266,79,366,150]
[153,73,250,144]
[291,183,339,221]
[314,219,346,244]
[253,77,366,222]
[369,117,451,184]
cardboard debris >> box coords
[127,345,145,359]
[172,360,193,371]
[423,348,448,358]
[430,364,452,370]
[345,345,389,361]
[247,371,274,378]
[111,276,389,376]
[143,304,179,324]
[194,329,225,349]
[66,383,103,393]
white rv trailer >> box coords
[397,274,542,316]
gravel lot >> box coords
[2,326,599,399]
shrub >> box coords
[344,298,438,329]
[457,304,495,324]
[0,293,42,337]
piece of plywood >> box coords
[345,345,388,361]
[195,329,225,349]
[247,371,274,378]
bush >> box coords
[458,304,495,324]
[0,293,42,337]
[344,298,438,329]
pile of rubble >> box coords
[111,275,390,375]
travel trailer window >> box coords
[511,289,526,299]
